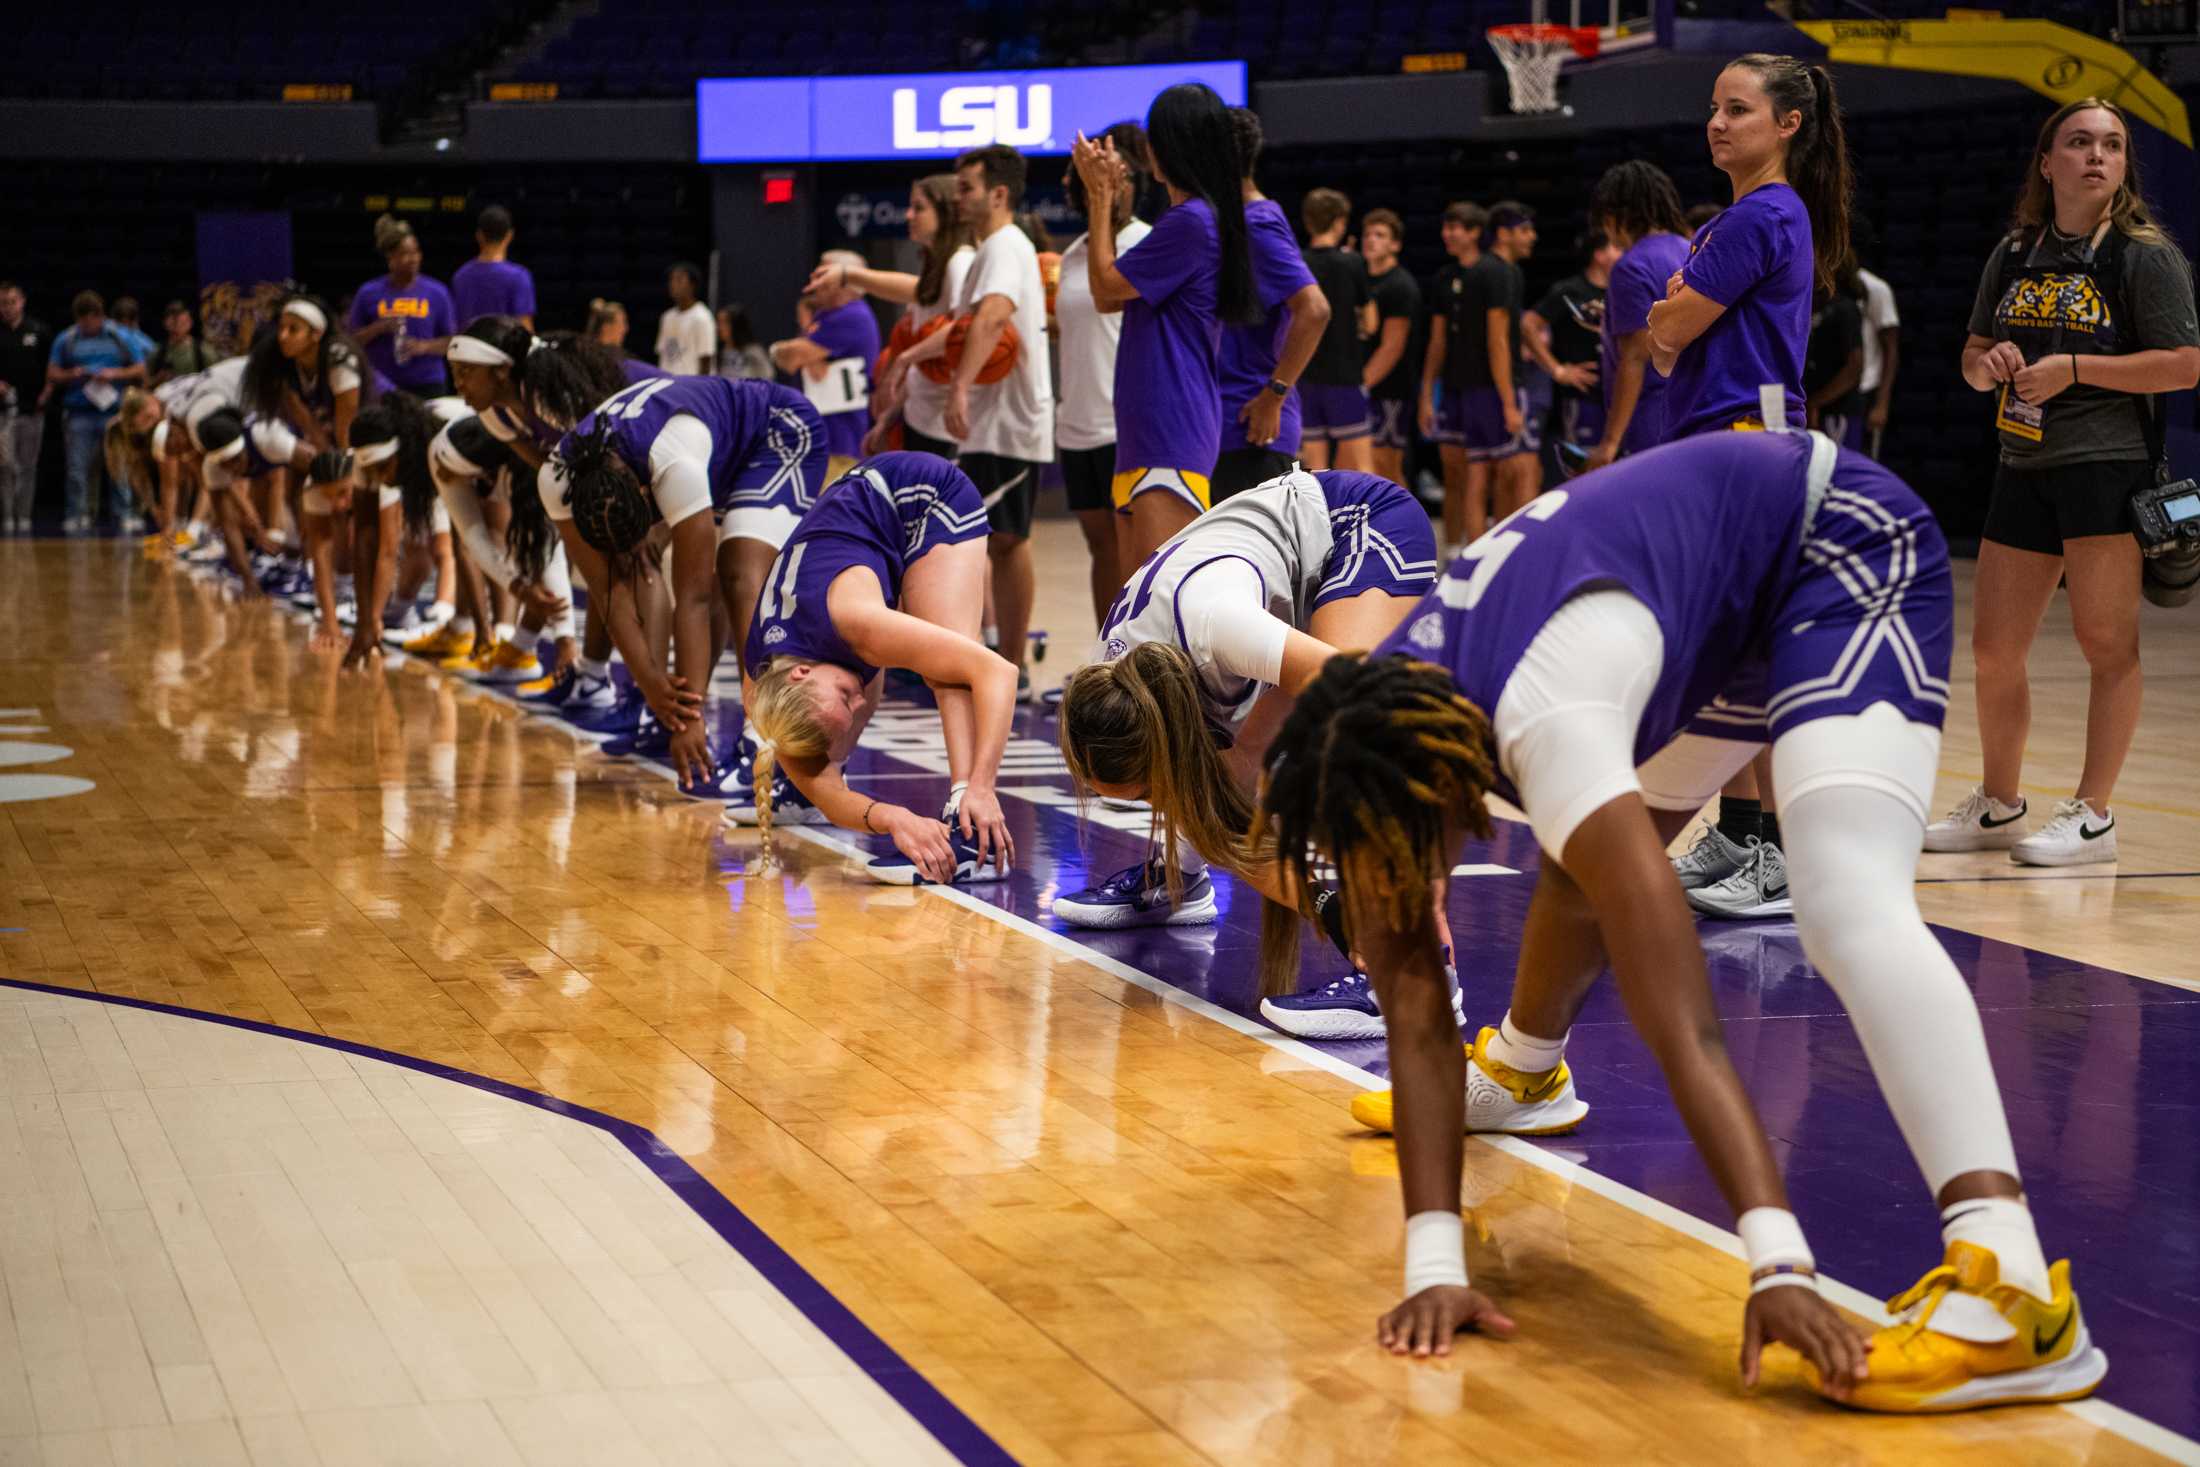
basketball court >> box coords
[3,522,2195,1465]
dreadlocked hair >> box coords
[746,657,836,838]
[1255,654,1499,998]
[560,413,655,577]
[521,331,632,429]
[1589,159,1688,243]
[505,478,556,580]
[1058,643,1289,942]
[348,394,438,527]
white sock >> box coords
[450,616,475,634]
[1486,1010,1567,1073]
[1941,1196,2050,1300]
[942,781,969,822]
[578,656,610,680]
[1162,832,1208,880]
[493,621,516,645]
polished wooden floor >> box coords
[2,525,2196,1466]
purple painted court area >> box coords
[774,694,2200,1445]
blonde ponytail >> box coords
[746,657,835,837]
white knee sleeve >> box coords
[1493,589,1664,861]
[1777,710,2020,1194]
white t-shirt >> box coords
[656,302,716,377]
[902,245,975,442]
[538,414,714,528]
[1856,268,1900,394]
[1054,220,1152,452]
[955,223,1054,463]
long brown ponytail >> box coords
[1727,53,1852,295]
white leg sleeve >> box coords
[1775,705,2020,1194]
[1493,589,1665,862]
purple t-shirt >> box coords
[804,299,882,459]
[1218,198,1318,455]
[1115,196,1223,476]
[348,274,457,392]
[1376,431,1839,807]
[620,355,671,384]
[1662,184,1812,439]
[1601,231,1693,454]
[450,259,537,329]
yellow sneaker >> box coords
[476,640,543,684]
[439,641,495,673]
[404,622,472,658]
[514,672,561,697]
[1348,1026,1589,1135]
[1811,1242,2107,1412]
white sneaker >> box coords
[1924,786,2028,852]
[1685,838,1794,920]
[2009,798,2117,867]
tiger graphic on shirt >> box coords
[1997,273,2112,338]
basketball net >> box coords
[1488,23,1598,114]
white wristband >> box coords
[1404,1211,1469,1296]
[1737,1206,1815,1274]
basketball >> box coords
[917,316,1022,384]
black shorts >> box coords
[903,425,956,460]
[960,452,1041,539]
[1983,458,2145,554]
[1211,445,1295,504]
[1060,444,1115,514]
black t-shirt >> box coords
[1366,265,1421,402]
[1302,245,1372,387]
[1436,255,1522,389]
[1533,273,1605,372]
[0,315,51,406]
[1805,291,1865,417]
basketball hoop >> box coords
[1488,23,1598,114]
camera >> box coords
[2132,476,2200,609]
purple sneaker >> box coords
[1259,963,1464,1041]
[1051,858,1218,929]
[565,689,641,734]
[601,709,670,759]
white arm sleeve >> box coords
[648,413,715,528]
[431,439,520,588]
[1174,558,1290,689]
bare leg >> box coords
[1331,435,1374,473]
[1370,443,1406,488]
[2061,533,2143,808]
[1119,489,1200,570]
[718,536,778,710]
[1970,540,2063,806]
[1437,444,1471,549]
[1299,439,1334,471]
[988,531,1036,675]
[1074,508,1118,626]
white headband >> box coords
[282,299,328,333]
[203,435,246,465]
[446,335,513,367]
[353,440,398,467]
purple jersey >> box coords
[619,355,671,385]
[804,300,882,459]
[1218,199,1319,454]
[565,376,792,512]
[450,259,537,329]
[1601,231,1691,454]
[744,451,989,682]
[1664,184,1812,438]
[1377,431,1937,805]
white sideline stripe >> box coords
[267,594,2200,1466]
[1452,863,1517,877]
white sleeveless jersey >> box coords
[167,356,248,436]
[1097,469,1338,739]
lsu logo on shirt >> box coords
[376,297,433,320]
[1998,274,2111,337]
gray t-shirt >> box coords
[1968,227,2199,468]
